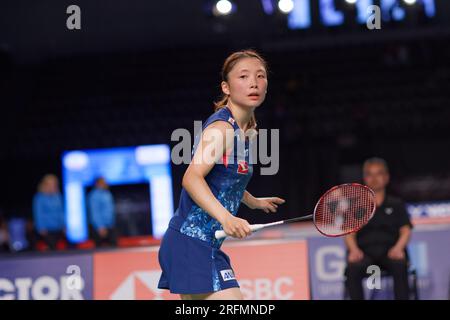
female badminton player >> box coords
[157,49,285,300]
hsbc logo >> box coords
[110,270,165,300]
[239,277,294,300]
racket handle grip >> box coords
[214,224,265,240]
[214,230,228,239]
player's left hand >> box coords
[388,245,405,260]
[254,197,285,213]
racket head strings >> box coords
[313,183,376,237]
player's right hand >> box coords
[222,215,252,239]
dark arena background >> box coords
[1,0,450,301]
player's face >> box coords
[363,163,389,192]
[223,57,268,109]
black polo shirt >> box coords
[356,195,413,258]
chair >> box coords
[343,263,419,300]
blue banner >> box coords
[308,229,450,299]
[0,253,93,300]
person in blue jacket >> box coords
[87,177,117,247]
[33,174,66,250]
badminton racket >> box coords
[215,183,376,239]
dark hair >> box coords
[363,157,389,174]
[214,49,268,130]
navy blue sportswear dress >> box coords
[158,106,253,294]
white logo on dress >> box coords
[220,269,236,281]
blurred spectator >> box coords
[0,210,10,253]
[32,174,66,250]
[7,218,29,252]
[344,158,413,300]
[88,177,117,247]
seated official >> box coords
[344,158,413,300]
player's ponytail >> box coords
[214,49,268,130]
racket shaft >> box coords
[214,215,313,239]
[283,214,313,224]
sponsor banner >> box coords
[307,237,347,300]
[224,239,310,300]
[308,229,450,300]
[0,253,92,300]
[93,248,178,300]
[409,230,450,299]
[94,239,309,300]
[407,201,450,219]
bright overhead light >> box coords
[215,0,233,16]
[278,0,294,14]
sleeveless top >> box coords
[168,106,254,248]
